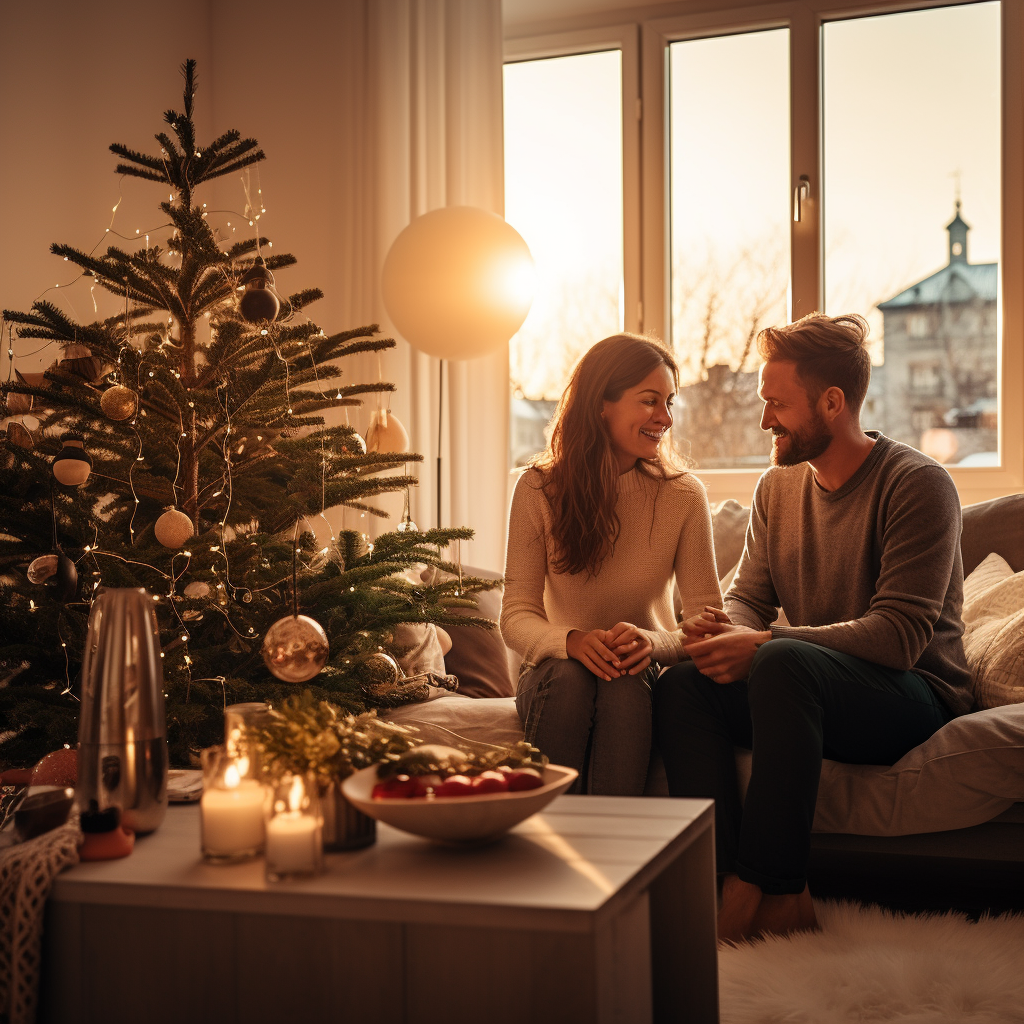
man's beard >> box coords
[770,410,833,466]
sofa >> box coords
[386,492,1024,911]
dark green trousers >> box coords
[654,638,951,894]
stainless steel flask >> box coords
[76,587,168,833]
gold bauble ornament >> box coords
[364,408,409,454]
[100,385,138,421]
[154,508,194,549]
[7,422,33,450]
[5,391,32,416]
[356,650,400,688]
[261,614,330,683]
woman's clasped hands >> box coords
[566,622,653,681]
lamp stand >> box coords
[436,357,445,528]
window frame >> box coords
[506,0,1023,507]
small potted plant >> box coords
[255,691,418,850]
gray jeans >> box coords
[515,658,656,795]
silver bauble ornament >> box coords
[154,508,194,549]
[51,553,78,603]
[27,554,59,584]
[51,433,92,487]
[238,256,281,323]
[261,614,330,683]
[183,581,211,599]
[364,408,409,454]
[100,385,138,421]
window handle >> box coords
[793,175,811,222]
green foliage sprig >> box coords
[255,691,418,784]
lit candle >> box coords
[200,761,265,860]
[265,776,321,877]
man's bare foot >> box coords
[750,885,819,939]
[717,874,762,944]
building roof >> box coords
[878,261,996,310]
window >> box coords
[505,2,1023,505]
[503,32,637,467]
[668,29,789,469]
[823,3,1000,470]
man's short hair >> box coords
[757,312,872,413]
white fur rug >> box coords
[718,901,1024,1024]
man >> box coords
[654,312,973,943]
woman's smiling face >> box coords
[601,363,676,473]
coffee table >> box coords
[41,795,717,1023]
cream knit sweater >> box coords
[500,467,722,668]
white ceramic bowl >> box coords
[341,764,578,844]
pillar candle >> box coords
[201,779,265,856]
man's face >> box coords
[758,360,833,467]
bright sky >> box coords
[504,1,1000,396]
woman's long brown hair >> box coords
[532,334,686,577]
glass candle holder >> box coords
[224,701,271,775]
[265,773,323,881]
[200,745,266,864]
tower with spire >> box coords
[877,201,997,463]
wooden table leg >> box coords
[648,819,719,1023]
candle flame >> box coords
[224,764,240,789]
[288,776,304,813]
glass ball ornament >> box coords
[154,508,194,549]
[238,256,281,323]
[51,433,92,487]
[364,408,409,454]
[27,554,59,585]
[100,384,138,421]
[381,206,535,360]
[261,614,330,683]
[356,651,400,689]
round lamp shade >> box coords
[381,206,534,360]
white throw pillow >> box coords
[961,552,1024,709]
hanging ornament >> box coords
[355,650,400,688]
[261,614,330,683]
[27,554,59,584]
[183,581,210,600]
[58,344,109,384]
[51,553,78,603]
[51,433,92,487]
[396,486,417,532]
[238,256,280,323]
[7,422,33,450]
[340,428,366,456]
[100,385,138,421]
[4,390,32,416]
[364,408,409,454]
[154,508,194,549]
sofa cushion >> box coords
[961,493,1024,575]
[805,703,1024,835]
[961,552,1024,709]
[384,694,522,746]
[712,499,749,573]
[434,565,515,699]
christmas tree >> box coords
[0,60,494,768]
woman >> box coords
[500,334,722,795]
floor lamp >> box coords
[381,206,535,529]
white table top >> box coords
[50,795,712,933]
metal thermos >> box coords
[76,587,168,834]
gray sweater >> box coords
[726,433,973,717]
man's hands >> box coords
[566,622,653,680]
[681,606,772,684]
